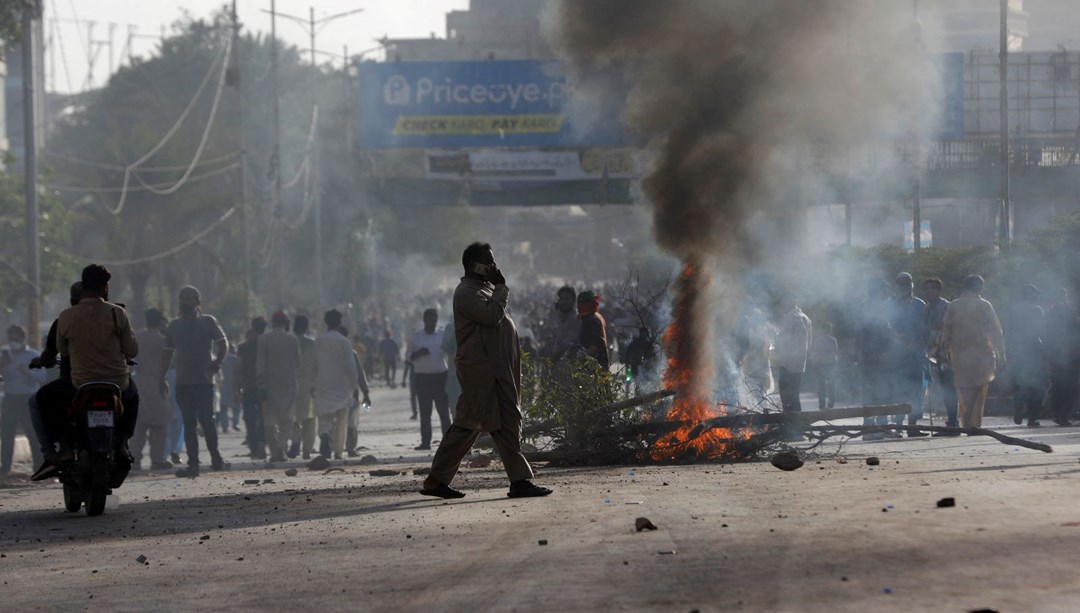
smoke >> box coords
[548,1,935,263]
[546,1,941,407]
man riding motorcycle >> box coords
[31,265,140,480]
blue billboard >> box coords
[358,60,628,149]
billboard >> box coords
[358,60,628,149]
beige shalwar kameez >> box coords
[257,328,301,459]
[940,292,1006,428]
[429,278,534,486]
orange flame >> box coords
[650,260,745,461]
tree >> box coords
[0,0,39,57]
[0,155,74,317]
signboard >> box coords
[424,149,637,182]
[358,60,627,149]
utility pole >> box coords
[270,0,284,308]
[999,0,1012,246]
[912,0,923,252]
[22,1,42,347]
[261,4,363,312]
[232,0,252,320]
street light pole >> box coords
[22,1,42,347]
[260,5,363,314]
[999,0,1012,246]
[270,0,284,308]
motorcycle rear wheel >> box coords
[85,452,109,517]
[63,482,82,512]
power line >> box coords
[98,34,231,216]
[64,207,237,266]
[45,150,240,172]
[49,162,239,193]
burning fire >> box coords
[651,260,745,461]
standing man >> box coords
[57,265,140,461]
[0,325,46,476]
[940,275,1006,429]
[289,315,318,459]
[775,295,812,441]
[578,290,610,370]
[163,286,230,478]
[1006,284,1047,427]
[890,272,928,435]
[257,311,301,462]
[314,310,360,459]
[550,286,581,361]
[810,322,839,410]
[921,277,959,432]
[131,309,173,470]
[408,308,451,451]
[420,242,551,499]
[236,318,267,459]
[1044,287,1079,427]
[378,330,399,388]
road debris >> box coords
[307,456,331,471]
[770,451,804,471]
[635,517,658,531]
[936,497,956,508]
[865,457,880,466]
[284,468,298,477]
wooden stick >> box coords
[807,424,1053,453]
[600,389,676,412]
[606,404,911,439]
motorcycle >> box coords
[57,382,131,516]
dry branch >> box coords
[806,424,1052,453]
[600,389,676,412]
[605,404,911,439]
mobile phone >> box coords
[472,262,491,276]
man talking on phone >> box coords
[420,242,552,499]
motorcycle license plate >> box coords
[87,411,114,428]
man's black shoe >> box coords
[211,456,230,471]
[419,483,466,499]
[1013,413,1024,425]
[170,453,182,465]
[176,465,199,479]
[414,444,431,451]
[508,479,553,498]
[151,460,174,470]
[31,452,68,481]
[1027,420,1042,428]
[1055,419,1074,427]
[286,443,300,459]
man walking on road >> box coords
[940,275,1006,429]
[408,308,451,451]
[164,286,230,478]
[314,310,359,459]
[775,295,812,441]
[236,318,267,459]
[420,243,552,499]
[289,315,317,459]
[131,309,173,470]
[0,325,46,476]
[258,311,301,462]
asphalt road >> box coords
[2,381,1080,612]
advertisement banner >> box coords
[424,149,637,182]
[358,60,628,149]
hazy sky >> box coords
[44,0,469,93]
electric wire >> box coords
[98,34,231,216]
[64,207,237,266]
[49,162,240,193]
[45,150,240,172]
[130,35,233,196]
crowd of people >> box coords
[3,255,1074,484]
[750,272,1080,438]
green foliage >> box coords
[0,1,38,56]
[521,352,647,457]
[0,158,76,314]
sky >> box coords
[42,0,470,94]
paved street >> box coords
[2,382,1080,611]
